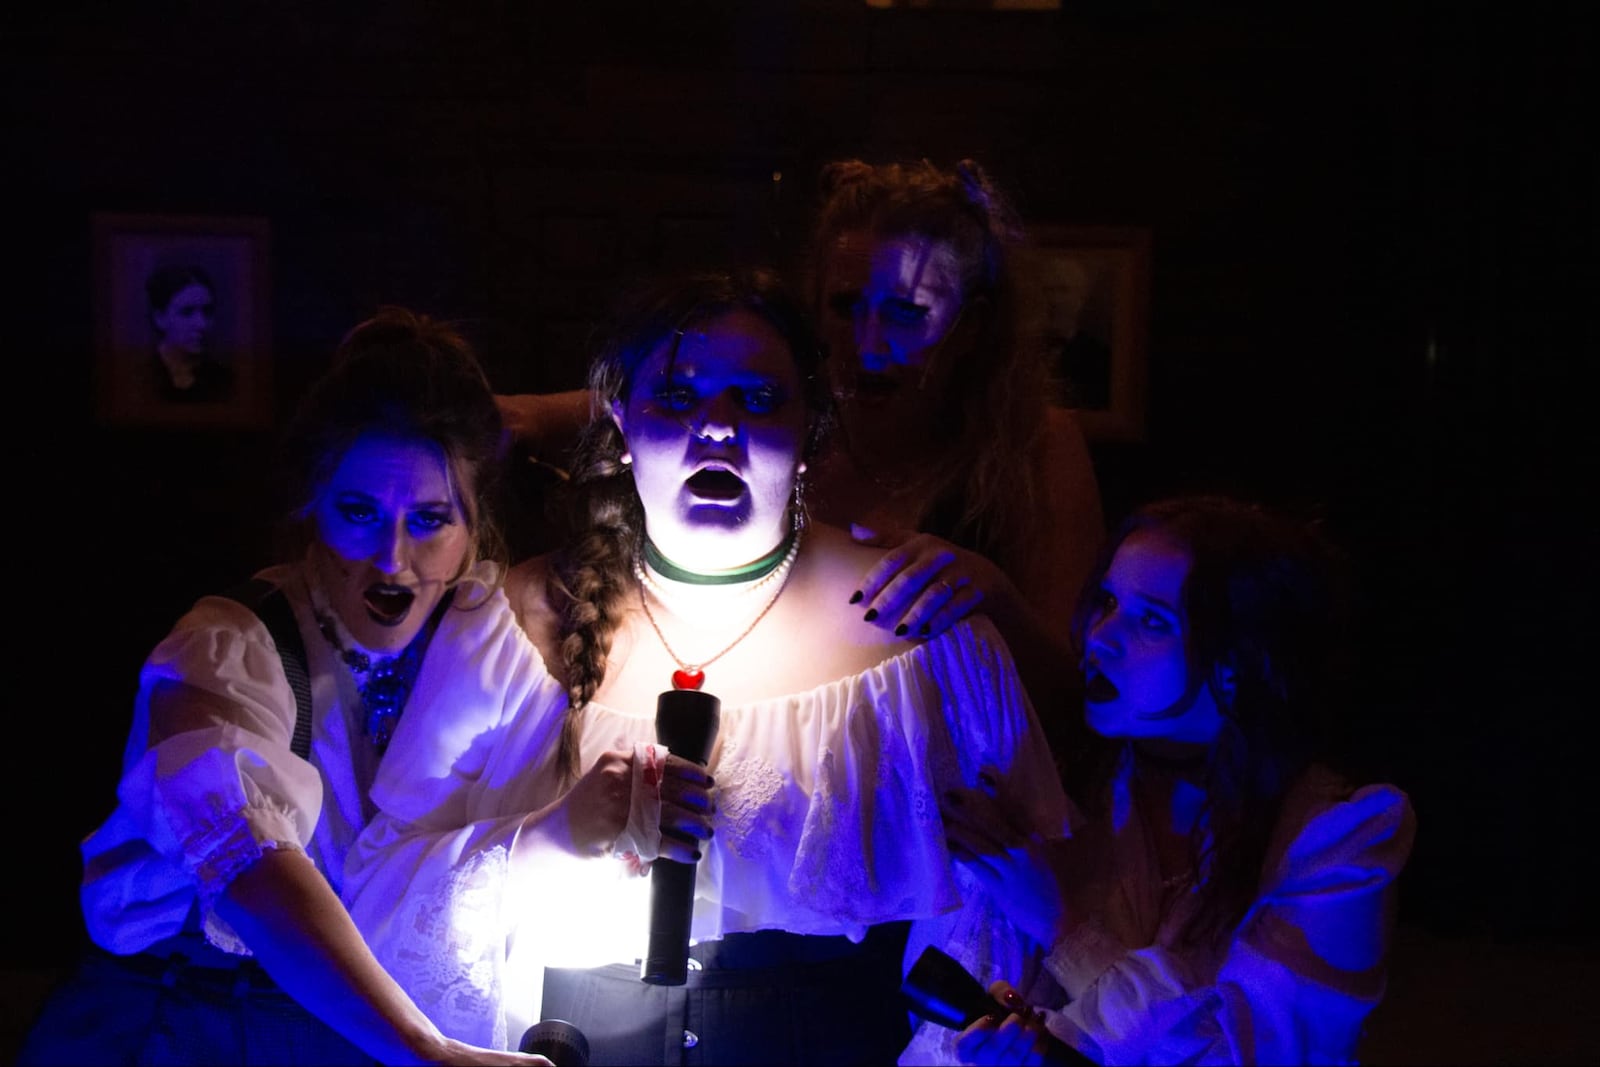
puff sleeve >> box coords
[81,593,321,955]
[1043,782,1417,1065]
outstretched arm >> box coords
[141,668,546,1066]
[217,849,546,1065]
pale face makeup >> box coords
[308,432,473,656]
[818,231,966,449]
[1081,530,1226,747]
[612,308,807,572]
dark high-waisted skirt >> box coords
[539,922,913,1067]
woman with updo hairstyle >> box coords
[273,308,510,584]
[18,307,544,1066]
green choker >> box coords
[642,532,797,586]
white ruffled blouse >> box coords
[1039,749,1417,1065]
[78,560,516,958]
[344,614,1072,1061]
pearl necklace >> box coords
[634,531,801,691]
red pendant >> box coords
[671,668,706,691]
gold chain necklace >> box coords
[634,532,801,691]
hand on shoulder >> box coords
[845,522,1009,641]
[797,522,946,637]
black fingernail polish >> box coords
[863,608,878,622]
[849,590,863,604]
[895,623,909,637]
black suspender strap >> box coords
[220,577,314,761]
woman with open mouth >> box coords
[494,157,1107,732]
[345,268,1073,1066]
[19,308,547,1066]
[943,494,1417,1066]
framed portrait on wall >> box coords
[1026,225,1151,443]
[92,212,272,429]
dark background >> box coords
[3,1,1594,1060]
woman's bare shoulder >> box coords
[505,553,561,637]
[787,522,921,654]
[505,552,549,598]
[798,521,895,591]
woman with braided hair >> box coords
[497,158,1106,729]
[346,268,1072,1064]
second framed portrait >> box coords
[1025,225,1152,443]
[92,212,272,429]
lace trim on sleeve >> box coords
[185,792,305,907]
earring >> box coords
[790,475,809,533]
[620,450,632,466]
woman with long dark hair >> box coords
[946,495,1417,1066]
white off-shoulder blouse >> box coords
[344,614,1072,1061]
[78,560,519,958]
